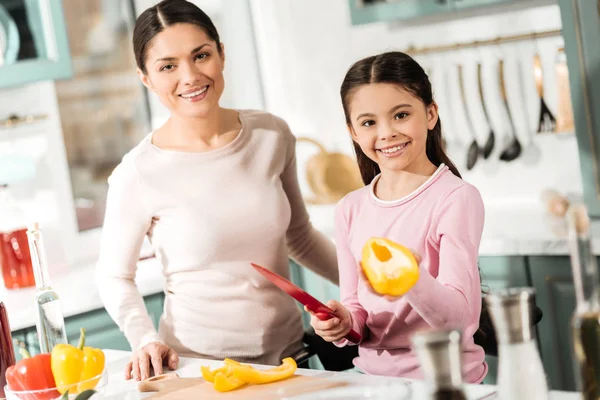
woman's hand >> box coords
[124,341,179,381]
[305,300,353,342]
[359,249,422,301]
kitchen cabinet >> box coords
[0,0,72,88]
[348,0,554,26]
[558,0,600,217]
[348,0,452,26]
[12,292,165,357]
[529,256,577,391]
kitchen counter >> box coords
[307,202,593,256]
[94,349,578,399]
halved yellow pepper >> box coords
[51,328,106,394]
[361,237,419,296]
[230,357,297,384]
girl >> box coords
[308,51,487,383]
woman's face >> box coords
[138,23,225,119]
[347,83,437,175]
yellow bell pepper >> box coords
[230,357,297,384]
[213,371,246,392]
[200,365,229,383]
[51,328,106,394]
[361,237,419,296]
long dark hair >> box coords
[340,51,461,184]
[133,0,221,74]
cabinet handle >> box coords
[0,113,48,129]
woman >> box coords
[96,0,338,381]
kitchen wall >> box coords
[250,0,583,206]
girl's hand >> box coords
[305,300,353,342]
[359,249,422,301]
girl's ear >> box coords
[426,102,439,130]
[347,124,359,141]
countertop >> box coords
[89,349,579,399]
[2,202,593,332]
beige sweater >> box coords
[96,110,338,365]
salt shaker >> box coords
[412,328,467,400]
[486,288,549,400]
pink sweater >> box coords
[335,164,487,383]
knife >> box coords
[251,263,362,344]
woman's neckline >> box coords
[147,109,246,157]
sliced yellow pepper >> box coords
[201,365,229,383]
[51,328,106,394]
[361,237,419,297]
[230,357,297,384]
[213,371,246,392]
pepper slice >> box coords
[5,347,60,400]
[213,371,246,392]
[361,237,419,296]
[200,365,229,383]
[230,357,297,384]
[51,328,106,394]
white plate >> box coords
[283,383,411,400]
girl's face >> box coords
[138,23,225,119]
[347,83,438,175]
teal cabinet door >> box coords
[557,0,600,217]
[528,256,577,391]
[348,0,453,25]
[479,256,529,291]
[11,331,26,362]
[0,0,72,88]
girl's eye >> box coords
[361,120,375,127]
[195,53,209,61]
[394,112,409,119]
[160,64,174,72]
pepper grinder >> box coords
[486,288,549,400]
[412,328,467,400]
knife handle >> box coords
[345,329,362,344]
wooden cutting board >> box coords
[139,373,348,399]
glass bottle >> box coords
[0,185,35,289]
[27,222,68,353]
[486,287,549,400]
[412,328,467,400]
[569,203,600,399]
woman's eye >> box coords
[195,53,209,61]
[361,120,375,127]
[394,112,409,119]
[160,64,174,72]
